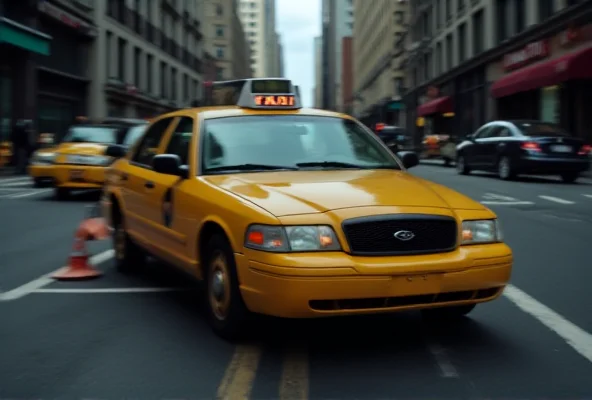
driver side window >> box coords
[131,118,174,167]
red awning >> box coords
[417,96,453,117]
[491,45,592,98]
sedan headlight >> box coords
[245,224,341,252]
[31,152,56,165]
[461,219,503,245]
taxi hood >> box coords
[56,142,108,155]
[204,170,485,217]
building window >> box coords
[134,47,141,88]
[458,0,464,12]
[215,25,224,37]
[394,11,404,24]
[216,67,224,80]
[515,0,525,33]
[105,31,112,79]
[539,0,554,21]
[147,54,153,93]
[250,1,256,8]
[446,34,453,69]
[472,10,484,55]
[497,0,508,43]
[216,46,225,59]
[458,23,466,62]
[160,61,167,98]
[249,22,256,27]
[435,42,442,75]
[183,74,188,102]
[216,4,223,15]
[117,37,127,81]
[171,68,177,101]
[445,0,451,21]
[435,0,441,28]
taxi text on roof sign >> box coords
[204,78,303,110]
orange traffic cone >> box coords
[53,221,103,280]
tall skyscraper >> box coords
[238,0,283,78]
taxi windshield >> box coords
[61,126,119,144]
[201,115,401,173]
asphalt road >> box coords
[1,171,591,400]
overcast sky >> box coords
[277,0,320,107]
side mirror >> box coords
[152,154,184,176]
[397,151,419,169]
[105,144,127,158]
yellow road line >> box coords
[279,347,309,400]
[217,344,262,400]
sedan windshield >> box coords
[201,115,401,173]
[61,126,119,144]
[515,122,570,137]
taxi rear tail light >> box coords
[578,144,591,155]
[521,142,541,152]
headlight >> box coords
[461,219,503,245]
[31,152,56,165]
[245,224,341,252]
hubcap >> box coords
[208,253,231,321]
[115,226,125,260]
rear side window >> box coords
[516,122,569,137]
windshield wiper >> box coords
[205,163,298,173]
[296,161,398,170]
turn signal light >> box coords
[578,145,591,155]
[521,142,541,151]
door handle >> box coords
[144,181,155,189]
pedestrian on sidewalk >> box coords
[10,119,33,175]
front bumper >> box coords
[517,156,590,174]
[236,243,512,318]
[53,165,107,189]
[28,164,55,181]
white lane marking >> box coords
[426,341,459,378]
[0,176,32,184]
[583,194,592,199]
[0,181,33,187]
[483,193,519,201]
[539,195,575,204]
[7,189,52,199]
[480,201,535,205]
[503,284,592,364]
[0,249,114,301]
[34,287,189,293]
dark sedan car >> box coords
[456,120,591,182]
[375,126,410,152]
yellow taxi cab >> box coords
[101,78,513,340]
[0,140,12,168]
[31,119,148,198]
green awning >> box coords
[0,18,51,56]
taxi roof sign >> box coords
[205,78,302,110]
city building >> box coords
[352,0,408,126]
[203,0,252,81]
[405,0,592,145]
[341,36,354,114]
[89,0,204,121]
[320,0,353,111]
[1,0,97,142]
[238,0,283,78]
[313,36,322,107]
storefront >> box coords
[416,86,455,137]
[35,1,97,142]
[489,23,592,143]
[359,98,406,131]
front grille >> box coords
[342,214,457,256]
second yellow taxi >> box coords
[101,78,513,340]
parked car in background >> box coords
[456,120,591,182]
[374,125,411,153]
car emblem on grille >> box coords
[394,230,415,241]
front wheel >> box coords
[205,234,250,340]
[456,155,470,175]
[54,187,69,200]
[498,156,516,180]
[560,172,579,183]
[113,216,145,273]
[421,304,476,319]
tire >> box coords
[456,155,470,175]
[113,214,145,273]
[560,172,579,183]
[33,178,44,188]
[204,234,250,340]
[497,156,516,180]
[443,157,451,167]
[55,188,69,200]
[421,304,476,319]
